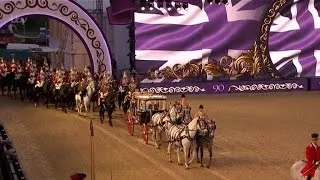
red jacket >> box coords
[301,143,320,177]
[10,63,17,73]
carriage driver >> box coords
[301,133,320,180]
[180,94,191,114]
[194,105,208,120]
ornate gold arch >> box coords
[0,0,113,74]
[257,0,288,78]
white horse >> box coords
[291,161,320,180]
[163,116,200,169]
[75,80,95,117]
[150,112,169,149]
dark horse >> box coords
[196,119,216,168]
[42,79,55,108]
[0,72,13,96]
[0,73,9,96]
[99,89,116,127]
[17,72,29,101]
[53,83,71,113]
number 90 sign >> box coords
[212,84,225,93]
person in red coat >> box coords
[70,173,86,180]
[301,133,320,179]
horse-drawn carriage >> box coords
[126,93,167,144]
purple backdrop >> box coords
[135,0,270,83]
[139,79,308,95]
[269,0,320,78]
[135,0,320,83]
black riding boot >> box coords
[108,118,113,127]
[108,111,113,127]
[99,110,104,124]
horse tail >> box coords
[290,161,304,180]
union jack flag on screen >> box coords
[269,0,320,78]
[135,0,269,83]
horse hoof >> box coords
[206,165,210,168]
[185,166,189,170]
[178,163,183,166]
[156,146,160,149]
[169,160,173,163]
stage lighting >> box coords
[208,0,214,5]
[222,0,228,4]
[182,2,188,10]
[215,0,221,4]
[149,0,155,10]
[157,0,164,9]
[166,1,172,11]
[175,2,181,11]
[140,0,147,10]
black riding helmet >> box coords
[199,105,204,109]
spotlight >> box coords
[157,0,164,9]
[182,2,188,10]
[175,2,181,11]
[208,0,214,5]
[140,0,147,10]
[149,0,155,10]
[166,1,172,11]
[215,0,221,4]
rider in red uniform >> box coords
[301,133,320,179]
[25,57,32,73]
[10,58,18,73]
[0,58,6,75]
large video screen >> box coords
[135,0,320,82]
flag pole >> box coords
[90,119,95,180]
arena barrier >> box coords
[139,78,312,95]
[0,123,25,180]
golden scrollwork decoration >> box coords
[258,0,287,78]
[145,41,263,80]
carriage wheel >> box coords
[126,112,134,136]
[141,124,148,144]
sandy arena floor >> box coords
[0,91,319,180]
